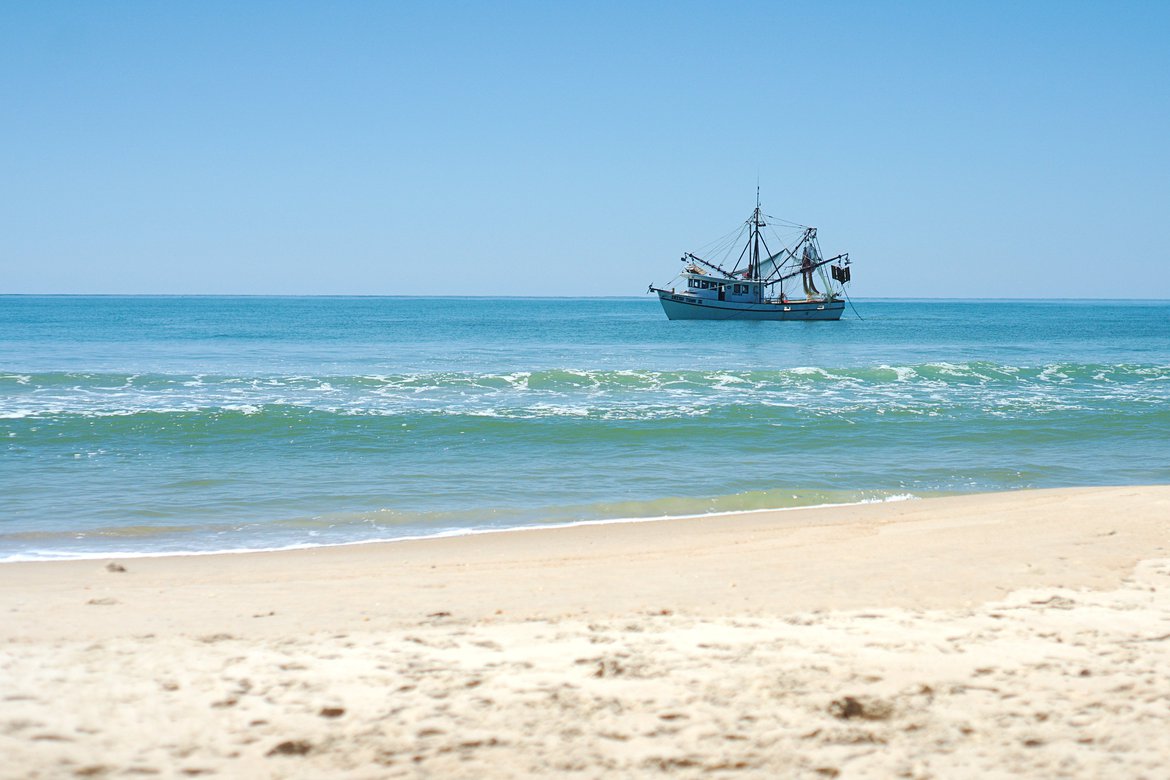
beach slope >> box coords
[3,486,1170,778]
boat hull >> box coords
[654,290,845,321]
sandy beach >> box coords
[3,486,1170,778]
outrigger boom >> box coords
[680,252,736,279]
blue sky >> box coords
[2,1,1168,297]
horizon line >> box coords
[3,294,1170,303]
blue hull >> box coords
[655,290,845,321]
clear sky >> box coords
[2,1,1168,297]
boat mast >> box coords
[752,188,761,277]
[752,187,762,300]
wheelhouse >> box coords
[679,273,764,302]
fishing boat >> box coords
[649,194,854,320]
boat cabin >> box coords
[676,273,762,303]
[675,272,828,304]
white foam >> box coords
[0,494,921,564]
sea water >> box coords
[2,296,1168,561]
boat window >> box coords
[700,280,709,289]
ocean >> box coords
[2,296,1168,561]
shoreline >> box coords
[5,485,1170,777]
[0,492,921,564]
[3,485,1168,641]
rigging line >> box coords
[766,222,802,235]
[695,223,750,254]
[652,271,687,291]
[757,233,774,265]
[763,212,807,224]
[724,230,756,269]
[715,227,748,259]
[696,222,745,247]
[767,229,804,246]
[764,215,810,229]
[733,239,750,271]
[765,225,796,246]
[842,285,864,320]
[699,228,748,267]
[766,228,807,252]
[708,245,742,273]
[698,235,743,260]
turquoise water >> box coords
[2,296,1168,561]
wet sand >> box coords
[3,486,1170,778]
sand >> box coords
[2,486,1170,778]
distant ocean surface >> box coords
[2,296,1168,562]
